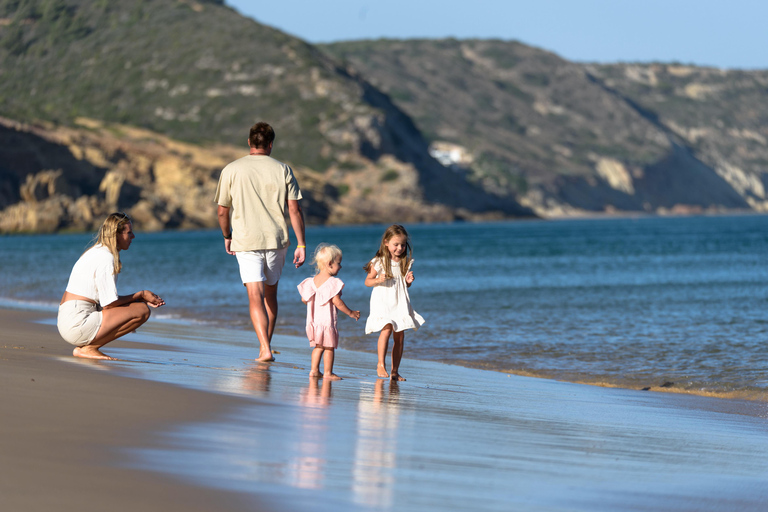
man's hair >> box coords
[249,122,275,149]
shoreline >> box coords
[4,298,768,404]
[2,307,768,510]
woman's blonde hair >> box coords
[90,212,131,275]
[311,243,342,275]
[363,224,412,279]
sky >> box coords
[226,0,767,70]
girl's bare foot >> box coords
[73,346,116,360]
[309,370,322,378]
[390,372,406,382]
[326,373,342,381]
[377,363,389,378]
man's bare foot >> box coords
[377,363,389,378]
[325,373,342,381]
[309,370,322,378]
[73,346,115,361]
[390,371,406,382]
[256,353,275,362]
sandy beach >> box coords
[0,309,280,512]
[2,307,767,511]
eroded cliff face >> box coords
[324,40,768,218]
[0,117,522,233]
[0,117,232,232]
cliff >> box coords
[1,0,766,232]
[323,39,767,217]
[0,0,531,232]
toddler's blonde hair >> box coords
[311,243,342,274]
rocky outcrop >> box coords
[0,117,529,233]
[0,117,241,232]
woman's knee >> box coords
[134,302,151,323]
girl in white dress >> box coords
[364,225,425,381]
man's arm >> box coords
[217,205,235,255]
[288,199,306,268]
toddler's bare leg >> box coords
[377,325,393,378]
[324,349,341,380]
[309,346,323,377]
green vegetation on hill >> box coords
[0,0,371,172]
[0,0,534,232]
[323,38,768,214]
[323,39,670,186]
[590,63,768,180]
[2,0,768,231]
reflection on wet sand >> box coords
[353,379,401,508]
[292,378,334,490]
[241,363,272,396]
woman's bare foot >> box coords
[73,346,116,361]
[325,373,342,381]
[377,363,389,378]
[309,370,322,378]
[390,371,406,382]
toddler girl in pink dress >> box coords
[298,244,360,380]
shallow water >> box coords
[61,322,768,512]
[3,214,768,399]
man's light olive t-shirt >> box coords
[214,155,303,252]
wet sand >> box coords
[2,307,768,511]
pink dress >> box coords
[297,276,345,349]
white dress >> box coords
[365,257,425,334]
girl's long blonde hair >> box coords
[311,243,342,275]
[90,212,131,275]
[363,224,412,279]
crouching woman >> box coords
[58,213,165,360]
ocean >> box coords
[2,214,768,400]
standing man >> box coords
[215,122,306,361]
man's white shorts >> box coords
[235,247,288,286]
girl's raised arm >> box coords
[364,266,386,287]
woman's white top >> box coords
[64,245,119,307]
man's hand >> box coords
[294,246,306,268]
[224,238,235,255]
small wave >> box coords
[0,297,58,312]
[150,313,214,325]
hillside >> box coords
[588,63,768,211]
[0,0,529,232]
[323,39,767,216]
[2,1,768,232]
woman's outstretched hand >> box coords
[142,290,165,308]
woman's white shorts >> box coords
[57,300,103,346]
